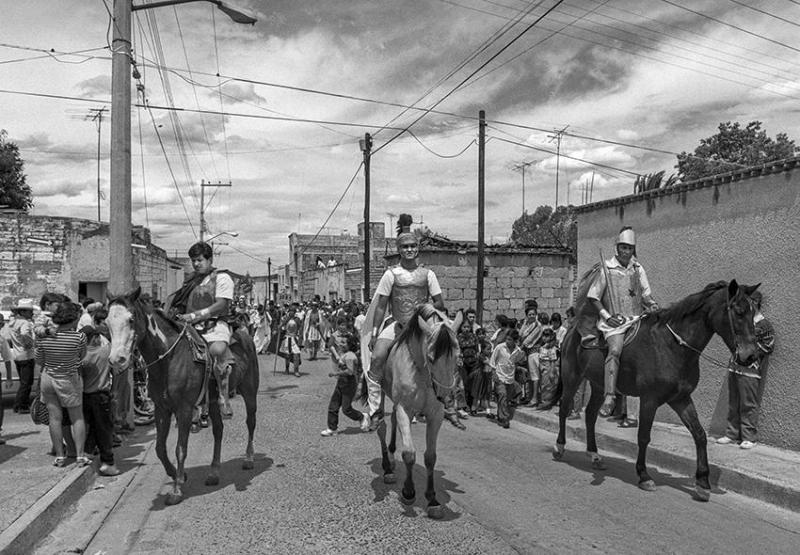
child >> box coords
[489,329,525,429]
[279,308,302,377]
[321,332,368,436]
[533,328,560,411]
[469,327,493,416]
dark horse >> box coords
[554,278,760,502]
[106,287,259,505]
[373,304,460,519]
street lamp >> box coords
[109,0,255,296]
[205,231,239,243]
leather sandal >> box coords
[618,418,638,428]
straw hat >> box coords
[13,298,36,311]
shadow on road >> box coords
[148,454,274,511]
[366,457,465,521]
[258,384,298,395]
[549,445,729,503]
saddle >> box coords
[579,318,642,351]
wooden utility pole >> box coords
[199,180,232,242]
[360,133,372,302]
[267,257,272,302]
[477,110,486,324]
[547,125,569,207]
[88,107,107,222]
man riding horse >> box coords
[586,226,660,418]
[169,241,236,418]
[363,214,464,430]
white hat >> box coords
[14,298,36,311]
[617,228,635,246]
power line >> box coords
[0,44,108,65]
[724,0,800,30]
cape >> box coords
[166,268,232,317]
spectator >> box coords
[80,324,120,475]
[76,298,97,329]
[489,329,525,429]
[280,308,303,376]
[321,333,367,436]
[9,298,36,414]
[550,313,566,346]
[465,308,480,332]
[35,292,70,338]
[457,319,480,416]
[469,328,493,416]
[519,302,543,406]
[490,314,513,347]
[533,328,560,411]
[37,302,89,467]
[0,314,13,444]
[537,311,551,329]
[717,292,775,449]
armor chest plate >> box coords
[390,267,430,326]
[604,266,642,318]
[187,272,217,313]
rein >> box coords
[138,321,190,370]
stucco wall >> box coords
[577,165,800,450]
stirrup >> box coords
[599,396,616,418]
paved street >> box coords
[40,353,800,555]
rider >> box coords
[586,227,659,417]
[364,214,464,430]
[172,241,236,418]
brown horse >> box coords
[375,304,460,519]
[554,279,760,502]
[106,287,259,505]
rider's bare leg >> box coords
[209,341,233,418]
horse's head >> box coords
[715,280,760,365]
[107,285,149,370]
[416,305,460,391]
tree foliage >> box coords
[676,121,798,182]
[510,205,577,261]
[0,130,33,211]
[633,171,679,194]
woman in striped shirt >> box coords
[36,302,89,467]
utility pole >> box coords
[360,133,372,302]
[200,180,232,242]
[589,171,595,203]
[87,107,107,222]
[477,110,486,325]
[512,160,534,216]
[547,125,569,208]
[267,257,272,302]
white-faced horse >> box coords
[376,304,459,519]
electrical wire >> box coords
[211,8,232,181]
[0,44,108,65]
[724,0,800,30]
[406,132,476,158]
[136,103,151,228]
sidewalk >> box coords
[0,396,154,554]
[512,403,800,512]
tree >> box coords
[676,121,798,182]
[0,130,33,211]
[633,171,678,194]
[510,205,577,261]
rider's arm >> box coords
[371,294,389,340]
[431,293,445,312]
[427,271,445,312]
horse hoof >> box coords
[401,494,415,506]
[695,485,711,502]
[165,493,183,506]
[205,475,220,486]
[383,473,396,484]
[639,479,657,492]
[427,505,444,519]
[242,460,254,470]
[552,445,565,460]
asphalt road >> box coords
[41,353,800,554]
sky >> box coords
[2,0,800,275]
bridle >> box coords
[114,301,189,371]
[426,322,459,392]
[666,287,747,369]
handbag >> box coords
[30,395,49,426]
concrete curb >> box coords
[0,464,95,554]
[513,408,800,513]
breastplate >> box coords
[605,267,642,318]
[391,284,429,326]
[187,271,217,313]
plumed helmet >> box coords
[395,213,417,246]
[617,226,635,246]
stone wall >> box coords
[576,159,800,450]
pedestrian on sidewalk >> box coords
[80,319,120,476]
[519,301,543,407]
[532,328,560,411]
[0,314,13,444]
[36,302,90,467]
[717,292,775,450]
[9,298,36,414]
[321,332,367,436]
[489,329,525,429]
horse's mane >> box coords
[393,305,457,369]
[651,281,727,324]
[109,295,183,335]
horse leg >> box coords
[583,384,607,470]
[553,372,581,461]
[241,378,257,470]
[377,410,395,484]
[424,407,444,519]
[395,407,416,505]
[154,408,177,480]
[205,396,224,486]
[166,407,192,506]
[634,397,659,492]
[668,394,711,501]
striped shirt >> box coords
[35,330,87,378]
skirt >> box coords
[469,366,492,403]
[280,336,302,356]
[41,371,83,409]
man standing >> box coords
[0,314,13,444]
[303,303,324,360]
[587,227,659,417]
[9,298,36,414]
[362,214,464,430]
[171,241,236,418]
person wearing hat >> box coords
[361,214,464,431]
[0,314,13,444]
[9,298,37,413]
[586,226,659,418]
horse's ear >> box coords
[130,285,142,301]
[450,309,464,332]
[728,279,740,299]
[743,283,761,295]
[417,316,432,334]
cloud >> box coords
[75,75,110,97]
[33,179,92,198]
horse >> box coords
[106,287,260,505]
[374,304,460,519]
[553,278,760,502]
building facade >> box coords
[576,159,800,450]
